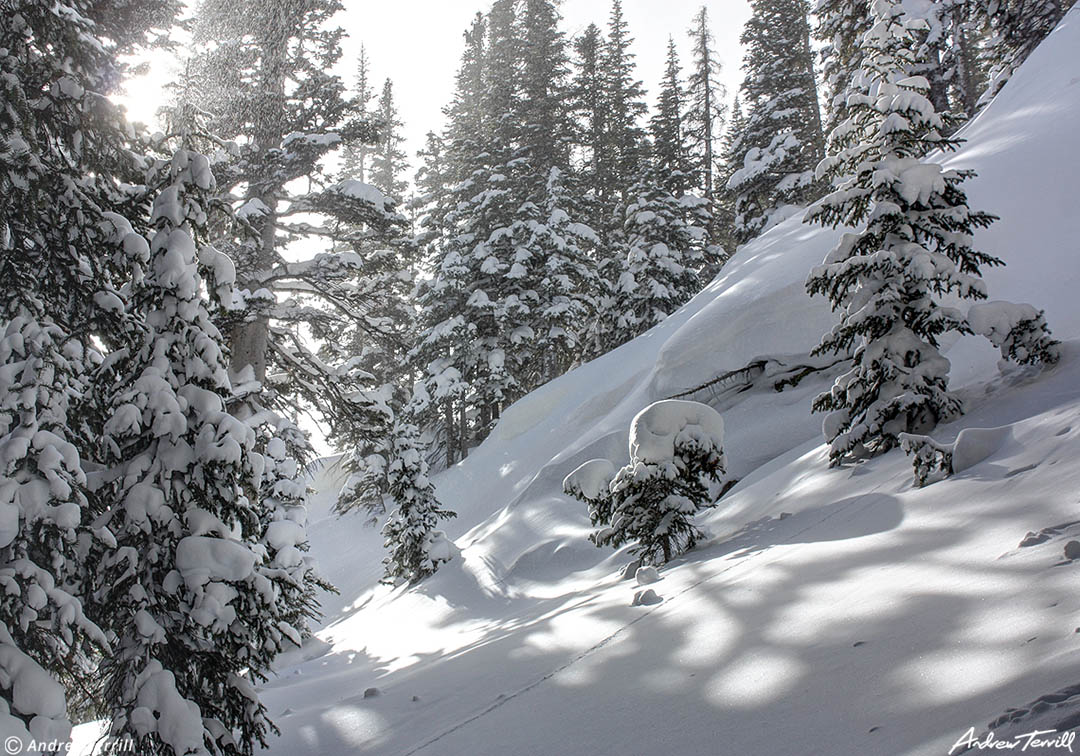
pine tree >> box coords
[370,78,409,201]
[411,14,489,467]
[371,399,457,584]
[565,400,726,565]
[339,44,376,183]
[813,0,872,137]
[685,7,728,201]
[604,37,710,344]
[0,0,176,738]
[729,0,825,243]
[183,0,410,501]
[804,0,1057,466]
[578,0,653,359]
[973,0,1070,103]
[569,23,607,229]
[91,151,298,755]
[599,0,649,217]
[651,38,695,198]
[715,96,747,252]
[615,175,708,344]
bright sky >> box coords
[119,0,752,175]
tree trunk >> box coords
[444,400,456,467]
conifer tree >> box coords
[813,0,872,137]
[370,78,409,201]
[339,44,376,184]
[606,37,710,344]
[411,14,488,467]
[805,0,1058,466]
[973,0,1069,103]
[92,151,298,756]
[570,23,607,227]
[565,401,726,565]
[0,0,176,739]
[729,0,825,243]
[651,39,696,198]
[599,0,649,218]
[685,7,728,201]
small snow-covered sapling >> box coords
[564,400,726,565]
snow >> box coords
[952,425,1015,474]
[330,179,392,212]
[69,12,1080,756]
[628,399,725,464]
[174,536,257,588]
[562,459,615,502]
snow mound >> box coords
[629,399,725,464]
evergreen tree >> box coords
[651,38,695,198]
[729,0,825,243]
[415,0,597,462]
[603,36,711,344]
[685,7,728,201]
[614,174,709,344]
[92,151,299,756]
[569,23,607,229]
[813,0,872,137]
[339,393,458,584]
[973,0,1070,103]
[598,0,649,217]
[370,78,409,201]
[411,14,489,467]
[565,400,726,565]
[339,44,376,183]
[715,96,747,252]
[183,0,410,499]
[0,0,176,738]
[804,0,1057,466]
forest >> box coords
[1,0,1075,753]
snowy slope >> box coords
[74,11,1080,756]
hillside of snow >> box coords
[77,11,1080,756]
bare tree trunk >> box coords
[459,402,468,460]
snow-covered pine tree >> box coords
[339,44,376,184]
[973,0,1070,103]
[813,0,872,137]
[371,397,457,584]
[577,0,654,359]
[607,38,709,346]
[598,0,649,224]
[651,38,696,199]
[565,400,726,565]
[0,0,176,738]
[729,0,825,243]
[714,96,747,253]
[615,176,709,345]
[91,150,303,755]
[804,0,1058,466]
[370,78,409,201]
[411,14,489,467]
[184,0,405,472]
[507,0,597,387]
[569,22,607,230]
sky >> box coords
[119,0,752,174]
